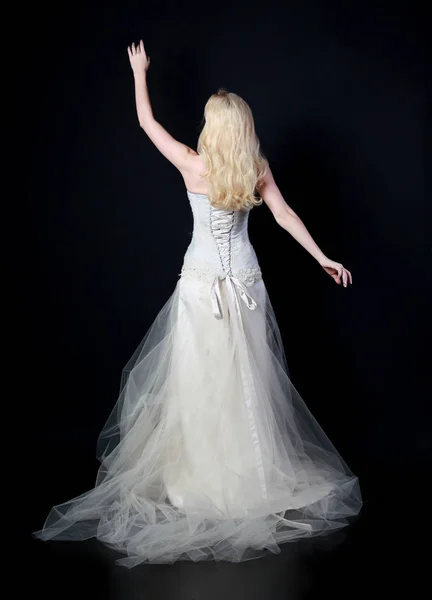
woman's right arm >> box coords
[259,168,351,287]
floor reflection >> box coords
[30,519,362,600]
[105,530,348,600]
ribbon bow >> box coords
[210,274,258,320]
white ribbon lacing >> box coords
[210,209,258,320]
[210,274,258,320]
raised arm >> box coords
[127,40,195,169]
[259,167,352,287]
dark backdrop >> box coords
[25,0,427,528]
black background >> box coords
[24,0,427,596]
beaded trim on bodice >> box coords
[180,261,262,287]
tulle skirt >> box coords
[34,274,362,567]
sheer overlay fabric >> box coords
[34,191,362,566]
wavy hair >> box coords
[197,89,269,211]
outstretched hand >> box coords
[319,257,352,287]
[127,40,150,74]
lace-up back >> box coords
[180,190,262,287]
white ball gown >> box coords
[34,189,362,567]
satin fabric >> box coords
[33,190,362,566]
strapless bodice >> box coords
[181,190,262,286]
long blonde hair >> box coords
[197,89,269,211]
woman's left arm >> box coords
[127,40,195,169]
[260,167,353,287]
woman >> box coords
[34,40,362,567]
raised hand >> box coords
[127,40,150,74]
[319,257,352,287]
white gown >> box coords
[34,190,362,567]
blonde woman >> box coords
[34,40,362,567]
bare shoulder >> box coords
[185,149,203,166]
[180,151,209,194]
[258,165,277,190]
[258,166,295,219]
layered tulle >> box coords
[34,274,362,567]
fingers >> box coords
[326,262,352,287]
[339,266,353,287]
[342,269,348,287]
[337,266,347,287]
[128,41,146,57]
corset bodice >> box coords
[180,190,263,320]
[181,191,261,282]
